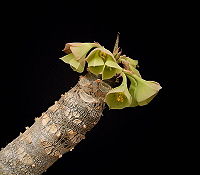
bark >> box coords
[0,74,111,175]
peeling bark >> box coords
[0,74,111,175]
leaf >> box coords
[105,73,132,109]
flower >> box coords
[127,74,162,106]
[86,47,122,79]
[105,73,132,109]
[86,48,106,75]
[60,42,100,73]
[63,42,100,60]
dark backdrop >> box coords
[0,2,180,174]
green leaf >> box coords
[63,42,101,60]
[105,73,132,109]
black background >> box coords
[0,2,182,174]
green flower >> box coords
[127,74,162,106]
[60,42,100,73]
[86,48,106,75]
[63,42,101,60]
[105,72,132,109]
[86,47,122,79]
[102,57,122,80]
